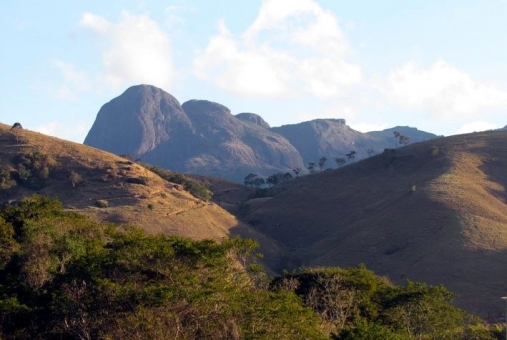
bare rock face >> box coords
[272,120,437,166]
[180,100,304,181]
[85,86,304,182]
[236,112,271,129]
[272,119,377,163]
[85,84,437,182]
[84,85,193,157]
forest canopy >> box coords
[0,195,501,339]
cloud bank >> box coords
[193,0,361,99]
[80,11,175,91]
[380,60,507,119]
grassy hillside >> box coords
[3,122,507,317]
[240,130,507,315]
[2,196,495,339]
[0,123,285,263]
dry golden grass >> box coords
[3,122,507,315]
[240,130,507,316]
[0,123,280,247]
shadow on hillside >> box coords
[473,134,507,204]
[226,141,458,273]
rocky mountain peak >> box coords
[84,84,192,157]
[235,112,271,129]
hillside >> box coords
[3,122,507,317]
[239,130,507,315]
[0,123,285,262]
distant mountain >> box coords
[85,85,304,182]
[235,112,271,129]
[272,121,438,166]
[84,85,193,157]
[85,85,437,181]
[272,119,377,163]
[367,125,440,142]
[366,126,441,151]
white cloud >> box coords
[456,120,499,134]
[380,60,507,119]
[80,12,110,33]
[193,0,360,99]
[80,11,175,91]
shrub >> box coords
[13,149,57,189]
[69,171,83,187]
[0,167,16,191]
[125,177,149,185]
[147,166,212,201]
[147,203,154,210]
[0,197,327,339]
[429,145,440,157]
[95,199,109,208]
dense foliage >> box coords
[147,166,213,201]
[274,267,500,339]
[13,148,57,189]
[0,195,502,339]
[0,195,323,339]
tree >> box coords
[0,196,328,339]
[366,148,375,157]
[335,157,346,168]
[399,135,410,146]
[293,168,302,177]
[318,157,327,171]
[307,162,317,174]
[266,173,284,186]
[393,131,401,148]
[283,172,293,181]
[346,151,356,162]
[244,173,258,187]
[253,177,265,188]
[10,122,22,130]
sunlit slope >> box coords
[243,130,507,314]
[0,123,270,244]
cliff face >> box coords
[85,85,305,182]
[236,112,271,129]
[272,119,376,163]
[84,85,193,156]
[85,85,437,181]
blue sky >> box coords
[2,0,507,142]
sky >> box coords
[1,0,507,143]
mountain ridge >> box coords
[84,85,438,181]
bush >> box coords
[147,166,212,201]
[12,149,57,189]
[0,196,327,339]
[429,145,440,157]
[95,199,109,208]
[69,171,83,187]
[0,167,16,191]
[125,177,149,185]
